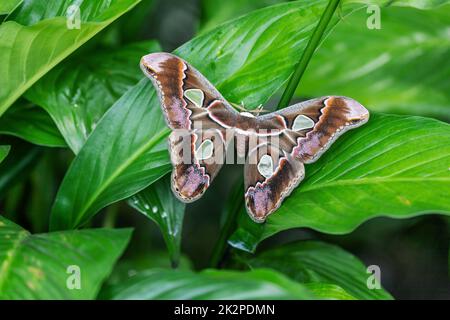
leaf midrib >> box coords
[72,127,171,227]
[0,1,139,116]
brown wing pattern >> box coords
[244,143,305,222]
[141,53,234,201]
[140,52,237,129]
[242,96,369,222]
[290,96,369,163]
[168,129,227,202]
[141,52,370,223]
[267,96,370,162]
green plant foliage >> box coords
[128,176,185,267]
[304,283,356,300]
[101,268,319,299]
[106,252,192,286]
[230,114,450,252]
[178,0,330,109]
[244,241,392,299]
[0,0,22,15]
[0,0,141,116]
[199,0,450,35]
[26,40,161,153]
[49,81,171,230]
[0,145,10,164]
[24,153,58,233]
[0,216,132,299]
[0,102,65,147]
[348,0,450,9]
[199,0,285,33]
[0,144,41,197]
[49,0,334,230]
[1,0,449,300]
[299,4,450,119]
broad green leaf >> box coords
[245,241,392,299]
[177,0,330,109]
[128,176,185,267]
[26,40,161,153]
[299,4,450,119]
[50,0,450,231]
[50,81,171,230]
[0,145,10,164]
[0,0,22,15]
[101,268,316,299]
[347,0,450,9]
[50,0,335,230]
[0,0,141,116]
[199,0,450,35]
[0,102,66,147]
[0,215,132,299]
[7,0,136,24]
[230,114,450,252]
[304,283,356,300]
[200,0,285,33]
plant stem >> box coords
[170,253,180,269]
[102,203,119,228]
[210,0,341,268]
[277,0,341,109]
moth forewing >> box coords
[141,53,370,221]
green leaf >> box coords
[304,283,356,300]
[0,145,10,164]
[199,0,450,35]
[50,81,172,230]
[0,102,66,147]
[0,0,141,116]
[128,176,185,267]
[8,0,139,24]
[199,0,285,33]
[177,0,330,109]
[101,268,316,299]
[299,4,450,119]
[50,0,333,230]
[0,215,132,299]
[347,0,450,9]
[230,114,450,252]
[245,241,392,299]
[26,40,161,153]
[0,0,22,15]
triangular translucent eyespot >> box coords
[184,89,205,108]
[257,154,274,179]
[292,115,315,131]
[195,139,214,160]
